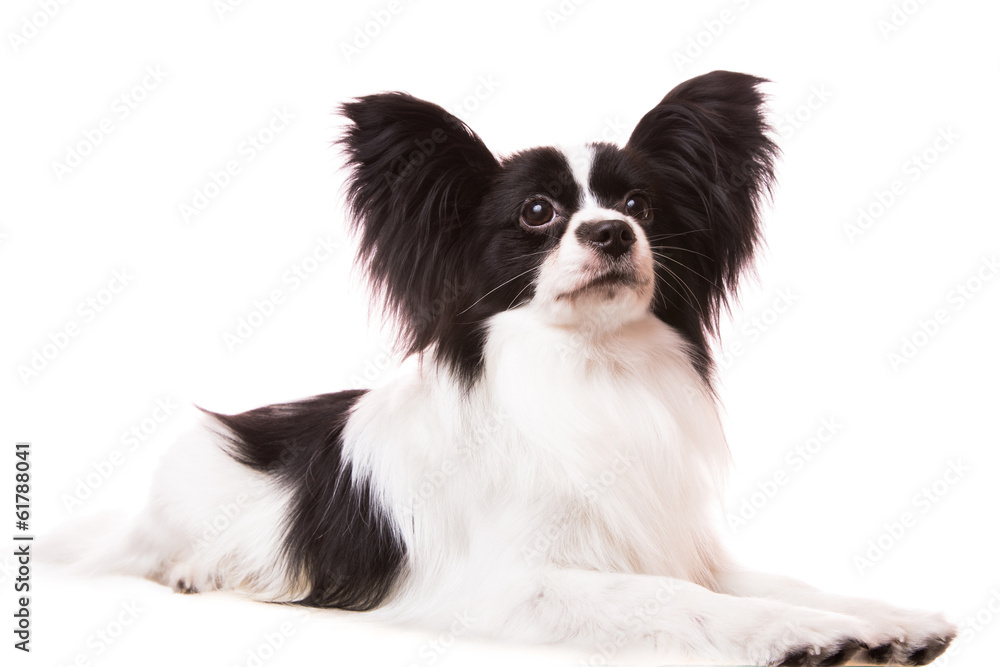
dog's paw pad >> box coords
[173,579,199,594]
[904,636,954,666]
[776,648,810,666]
[774,640,864,667]
[816,639,865,666]
[863,642,894,664]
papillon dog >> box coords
[50,71,956,666]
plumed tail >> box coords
[37,511,160,579]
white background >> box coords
[3,0,999,665]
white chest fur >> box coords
[482,309,730,584]
[345,309,731,602]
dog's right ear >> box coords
[626,71,777,343]
[339,93,499,359]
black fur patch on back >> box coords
[205,390,406,611]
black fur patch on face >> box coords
[341,94,587,385]
[588,142,658,212]
[589,140,720,379]
[340,73,775,387]
[429,146,584,384]
[205,391,406,612]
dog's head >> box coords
[340,71,777,385]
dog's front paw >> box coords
[749,608,884,667]
[855,609,957,665]
[161,561,220,596]
[771,638,867,667]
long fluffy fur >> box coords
[43,71,956,667]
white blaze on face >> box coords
[530,144,655,329]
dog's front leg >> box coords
[718,568,957,665]
[501,568,899,666]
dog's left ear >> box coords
[627,71,778,337]
[339,93,500,361]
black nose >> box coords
[576,220,636,259]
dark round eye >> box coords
[624,193,653,222]
[520,198,555,227]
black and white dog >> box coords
[53,71,956,666]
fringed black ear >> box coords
[626,71,778,375]
[339,93,499,361]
